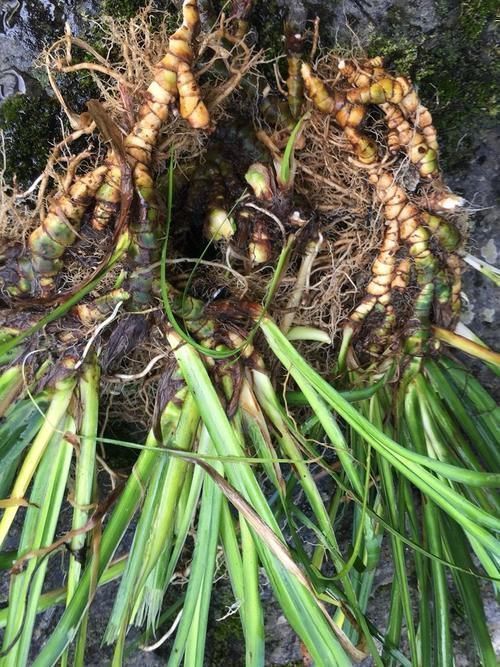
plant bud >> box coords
[245,163,273,200]
[248,223,272,264]
[205,208,235,241]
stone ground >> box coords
[0,0,498,664]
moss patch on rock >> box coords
[250,0,286,58]
[368,0,498,171]
[0,92,62,188]
[102,0,150,19]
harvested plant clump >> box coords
[0,2,498,666]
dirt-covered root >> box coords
[291,49,468,365]
[287,108,386,341]
[338,168,465,365]
[301,51,449,185]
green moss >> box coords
[368,0,498,171]
[204,584,245,666]
[57,68,101,116]
[102,0,149,19]
[0,93,62,188]
[249,0,286,81]
[459,0,495,40]
[206,613,244,665]
[251,0,284,55]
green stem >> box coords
[0,559,126,629]
[31,422,168,666]
[166,327,355,666]
[0,373,76,548]
[258,317,500,553]
[240,517,265,667]
[1,415,74,666]
[61,359,100,667]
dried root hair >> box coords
[0,128,100,246]
[100,322,169,429]
[0,138,35,243]
[42,5,265,167]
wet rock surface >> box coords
[0,0,498,665]
[0,1,95,96]
[450,128,500,394]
